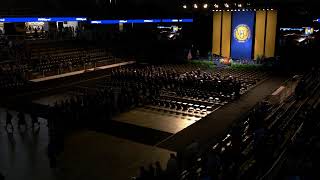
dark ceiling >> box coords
[1,0,320,24]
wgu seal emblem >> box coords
[234,24,251,43]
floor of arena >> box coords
[0,108,173,180]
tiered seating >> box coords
[0,63,28,91]
[171,67,320,180]
[25,41,131,78]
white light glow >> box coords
[193,4,198,9]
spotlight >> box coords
[203,3,208,9]
[224,3,229,8]
[183,5,187,9]
[271,8,274,10]
[214,4,219,8]
[242,9,245,11]
[238,3,242,8]
[193,4,198,9]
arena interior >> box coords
[1,1,320,180]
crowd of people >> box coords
[4,110,40,133]
[136,154,180,180]
[45,81,160,168]
[25,25,83,40]
[0,62,28,91]
[281,100,320,179]
[33,64,265,180]
[112,65,243,101]
[134,66,320,180]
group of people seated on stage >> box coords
[137,66,320,180]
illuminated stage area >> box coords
[212,9,278,61]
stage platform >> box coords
[157,75,289,151]
[30,61,136,83]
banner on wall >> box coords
[231,11,255,60]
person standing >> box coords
[31,113,40,130]
[147,164,155,178]
[166,153,179,179]
[17,112,27,130]
[155,161,164,179]
[137,166,148,180]
[5,111,14,132]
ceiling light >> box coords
[193,4,198,9]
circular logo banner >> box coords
[234,24,251,43]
